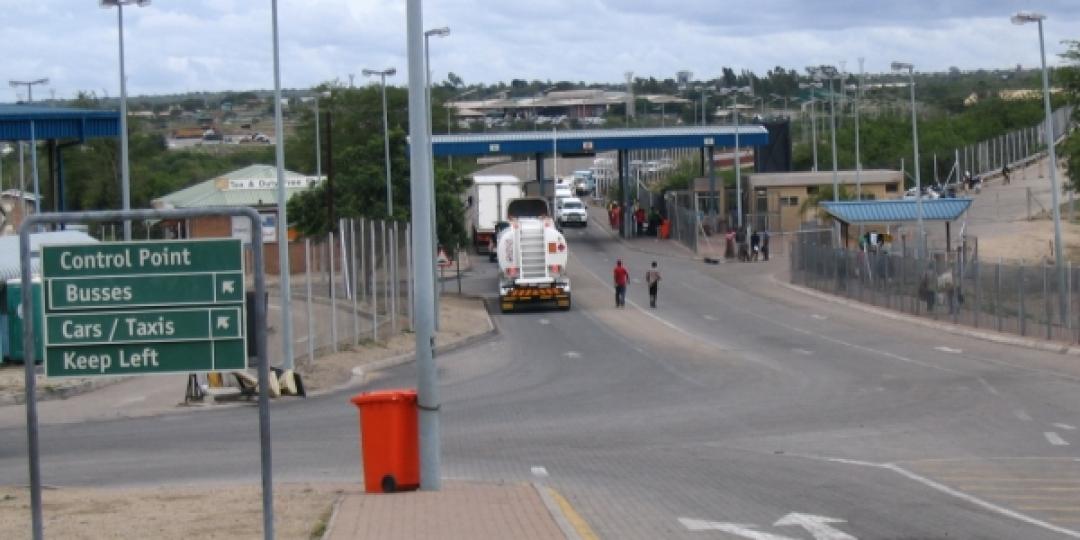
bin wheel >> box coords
[381,475,397,493]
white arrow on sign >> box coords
[679,517,797,540]
[216,316,231,330]
[774,513,856,540]
[221,280,235,294]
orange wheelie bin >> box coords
[350,389,420,493]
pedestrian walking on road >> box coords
[645,261,661,308]
[1002,163,1011,185]
[613,259,629,308]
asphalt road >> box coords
[4,215,1080,539]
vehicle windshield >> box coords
[562,202,583,209]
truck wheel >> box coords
[560,296,572,311]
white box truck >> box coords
[469,175,524,254]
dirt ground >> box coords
[973,218,1080,263]
[0,483,352,540]
[295,294,491,393]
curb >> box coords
[318,493,346,540]
[774,274,1080,357]
[0,375,127,406]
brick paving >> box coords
[324,480,568,539]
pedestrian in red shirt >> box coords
[634,207,647,236]
[613,259,629,307]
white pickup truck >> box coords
[555,197,588,228]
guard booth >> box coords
[0,231,98,363]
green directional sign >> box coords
[45,307,242,345]
[47,272,244,310]
[42,239,242,277]
[45,340,246,377]
[40,239,247,378]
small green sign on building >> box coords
[41,238,246,378]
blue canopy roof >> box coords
[821,199,974,223]
[0,104,121,142]
[431,125,769,157]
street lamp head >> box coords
[100,0,151,7]
[891,61,913,72]
[1011,11,1045,25]
[362,68,396,77]
[425,26,450,38]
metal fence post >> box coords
[391,221,399,335]
[973,257,980,329]
[360,219,367,304]
[406,223,414,332]
[382,220,390,333]
[370,219,378,341]
[329,230,338,353]
[351,219,359,346]
[305,238,314,363]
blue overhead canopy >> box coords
[0,104,121,142]
[821,199,974,223]
[430,125,770,157]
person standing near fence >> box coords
[918,267,936,313]
[613,259,629,308]
[761,230,770,261]
[645,261,661,308]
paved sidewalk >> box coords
[324,481,578,540]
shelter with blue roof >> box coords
[820,198,974,252]
[0,104,121,230]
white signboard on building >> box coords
[231,213,278,244]
[227,176,321,191]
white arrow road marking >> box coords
[934,346,963,354]
[1054,423,1077,431]
[1045,432,1070,446]
[530,466,549,478]
[774,513,856,540]
[679,518,797,540]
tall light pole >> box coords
[721,86,753,228]
[100,0,149,241]
[854,58,864,200]
[799,81,821,171]
[408,0,441,490]
[1013,11,1067,322]
[892,61,924,258]
[363,68,397,214]
[424,26,449,330]
[10,78,48,218]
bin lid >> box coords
[350,388,417,406]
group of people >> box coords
[612,259,661,309]
[607,201,664,237]
[724,227,770,262]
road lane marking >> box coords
[792,348,814,355]
[774,513,856,540]
[562,351,582,359]
[1016,410,1033,421]
[1055,423,1078,431]
[811,314,827,320]
[934,346,963,354]
[539,318,551,325]
[1045,432,1070,446]
[679,518,797,539]
[977,377,1001,395]
[806,456,1080,539]
[704,314,718,321]
[531,466,549,478]
[546,487,600,540]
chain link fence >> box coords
[792,238,1080,344]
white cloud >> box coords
[0,0,1077,99]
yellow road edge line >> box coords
[546,486,600,540]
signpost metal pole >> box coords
[271,0,295,374]
[20,207,271,540]
[306,238,315,362]
[329,230,338,353]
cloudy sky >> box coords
[2,0,1079,99]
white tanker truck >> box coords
[495,197,571,312]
